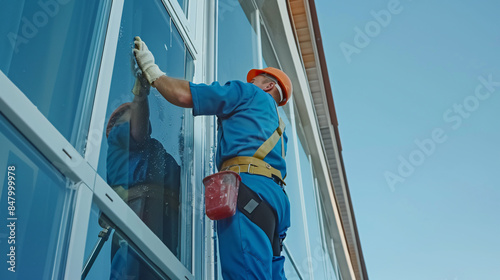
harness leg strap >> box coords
[237,183,282,256]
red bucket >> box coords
[203,170,241,220]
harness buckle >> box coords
[223,164,241,174]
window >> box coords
[261,22,280,69]
[0,114,75,279]
[297,140,333,279]
[83,203,172,280]
[217,0,280,82]
[92,0,195,274]
[293,102,341,279]
[0,1,110,149]
[283,245,305,279]
[217,0,260,82]
[280,107,311,277]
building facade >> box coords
[0,0,367,279]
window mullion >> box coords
[63,182,94,280]
[84,0,125,169]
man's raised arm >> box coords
[133,36,193,108]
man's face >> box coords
[249,74,274,91]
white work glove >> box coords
[133,36,165,86]
[131,73,150,96]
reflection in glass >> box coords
[0,1,109,148]
[0,114,74,279]
[110,229,171,280]
[104,73,181,278]
[83,204,171,280]
[91,0,194,275]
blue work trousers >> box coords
[217,174,291,279]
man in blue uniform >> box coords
[105,73,181,279]
[133,36,293,279]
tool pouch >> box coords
[203,170,241,220]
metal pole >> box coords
[81,226,113,280]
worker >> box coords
[133,36,292,279]
[105,72,181,279]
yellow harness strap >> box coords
[253,117,285,160]
[221,156,283,180]
[221,106,286,184]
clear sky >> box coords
[315,0,500,279]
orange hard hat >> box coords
[247,67,292,106]
[106,102,131,138]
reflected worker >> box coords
[105,73,181,279]
[133,36,292,279]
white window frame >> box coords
[161,0,201,62]
[84,0,207,277]
[0,70,194,280]
[0,0,212,278]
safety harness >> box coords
[221,106,286,256]
[221,106,286,184]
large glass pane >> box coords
[280,107,312,277]
[0,1,110,149]
[93,0,195,274]
[261,21,280,69]
[0,114,75,279]
[283,246,304,280]
[324,249,338,280]
[218,0,281,81]
[294,105,339,279]
[218,0,260,82]
[298,144,331,279]
[83,203,171,280]
[284,262,301,279]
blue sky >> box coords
[315,0,500,279]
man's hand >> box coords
[133,36,165,85]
